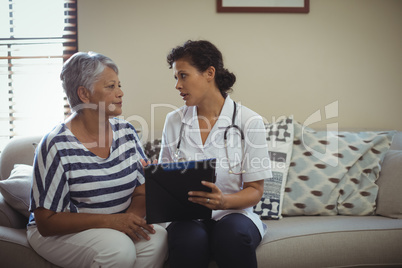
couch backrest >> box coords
[0,132,401,181]
[0,136,42,180]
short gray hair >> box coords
[60,51,119,112]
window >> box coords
[0,0,77,152]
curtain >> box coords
[0,0,77,152]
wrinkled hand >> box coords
[109,212,155,242]
[188,181,226,210]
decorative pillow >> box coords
[282,122,395,216]
[254,116,294,220]
[0,164,33,218]
[375,150,402,219]
[144,139,161,162]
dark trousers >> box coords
[166,213,262,268]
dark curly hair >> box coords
[167,40,236,98]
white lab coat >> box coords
[159,96,272,237]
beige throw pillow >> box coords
[0,164,33,218]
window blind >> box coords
[0,0,77,152]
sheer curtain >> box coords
[0,0,77,152]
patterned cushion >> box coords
[254,116,294,219]
[282,122,395,216]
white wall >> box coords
[78,0,402,140]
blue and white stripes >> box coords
[29,118,146,226]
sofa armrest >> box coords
[0,194,27,229]
[0,226,60,268]
[0,136,42,180]
[0,226,30,248]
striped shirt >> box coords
[28,118,146,226]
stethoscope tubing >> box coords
[175,101,246,174]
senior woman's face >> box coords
[90,67,123,117]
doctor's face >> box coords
[172,59,211,107]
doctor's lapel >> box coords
[181,106,204,151]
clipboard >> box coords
[144,158,216,224]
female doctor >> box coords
[159,40,272,268]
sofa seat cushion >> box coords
[261,216,402,243]
[258,216,402,267]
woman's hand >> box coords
[34,207,155,242]
[108,212,155,242]
[188,180,264,211]
[188,181,227,210]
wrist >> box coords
[102,214,111,229]
[220,195,229,210]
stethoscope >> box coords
[174,101,246,175]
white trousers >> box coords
[27,225,168,268]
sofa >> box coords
[1,125,402,267]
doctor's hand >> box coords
[188,180,264,211]
[188,181,227,210]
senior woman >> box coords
[27,52,167,268]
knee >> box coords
[148,224,169,256]
[93,231,137,268]
[212,215,258,249]
[168,221,204,238]
[168,221,208,248]
[214,226,253,249]
[167,221,210,268]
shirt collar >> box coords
[180,95,235,129]
[181,105,197,128]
